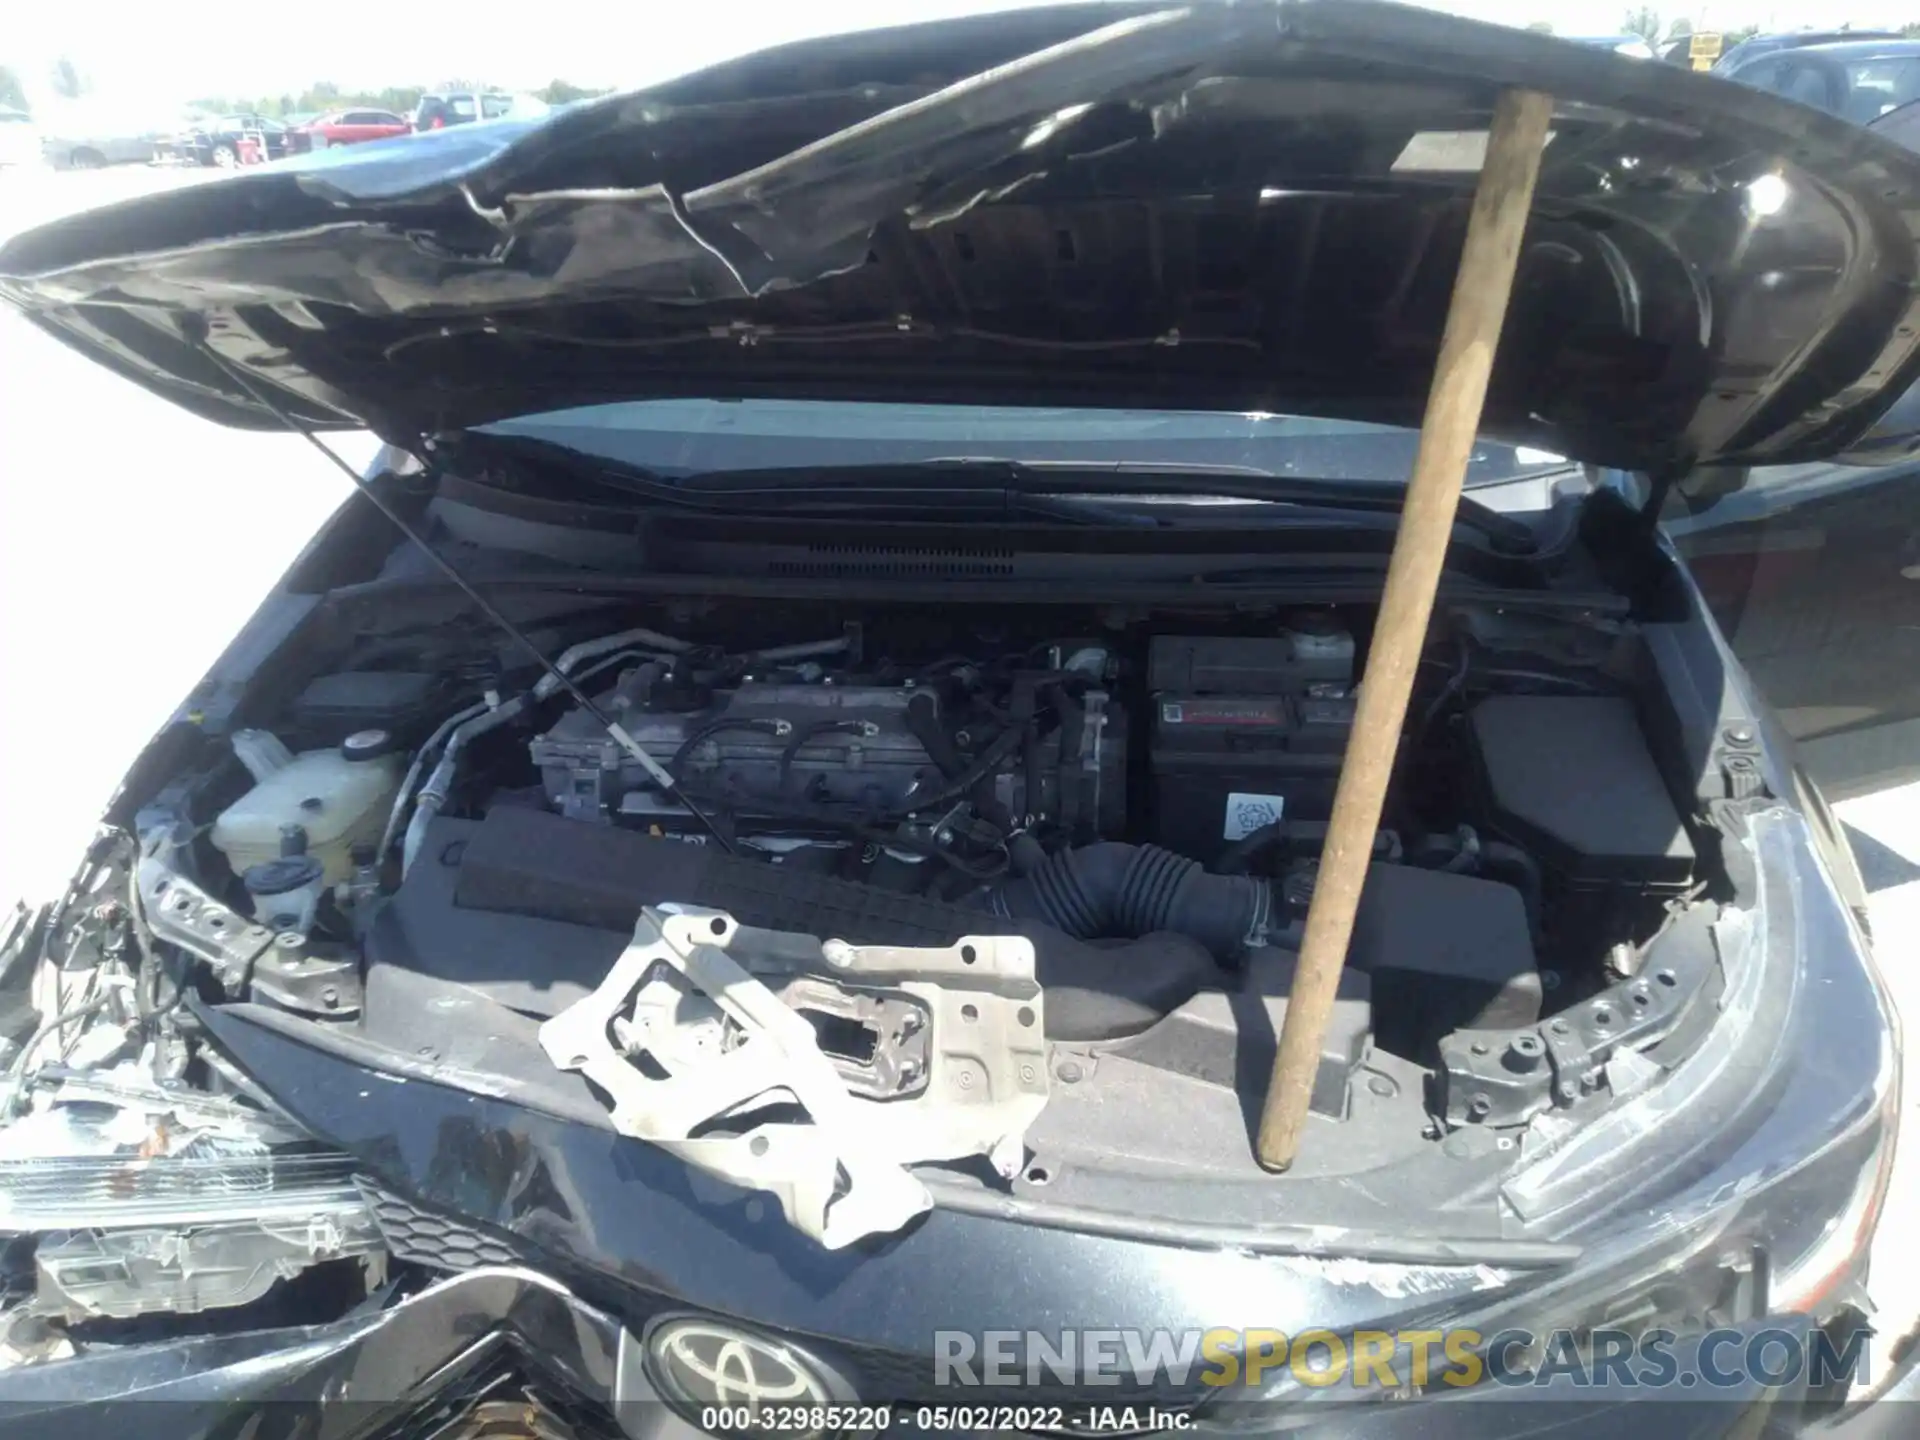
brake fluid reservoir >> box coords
[212,729,403,885]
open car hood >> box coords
[6,0,1920,473]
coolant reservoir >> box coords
[212,729,403,886]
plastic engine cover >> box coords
[531,675,1124,836]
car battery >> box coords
[1148,632,1356,865]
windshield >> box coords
[481,400,1570,487]
[1842,56,1920,125]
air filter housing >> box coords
[1467,694,1695,891]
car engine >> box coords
[0,595,1718,1314]
[174,601,1673,1059]
[509,620,1361,880]
[155,603,1697,1049]
[526,626,1130,872]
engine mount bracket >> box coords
[538,906,1048,1248]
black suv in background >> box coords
[1713,28,1901,74]
[1720,38,1920,127]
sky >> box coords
[4,0,1913,116]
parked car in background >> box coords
[412,91,510,130]
[1713,28,1901,75]
[1667,102,1920,796]
[1721,39,1920,126]
[411,91,550,131]
[36,104,167,169]
[1874,97,1920,149]
[163,114,293,168]
[1568,34,1656,58]
[0,109,39,169]
[288,109,411,153]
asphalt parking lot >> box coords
[2,159,1917,1364]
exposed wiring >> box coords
[568,649,668,691]
[1474,666,1615,693]
[1417,635,1473,742]
[901,724,1028,815]
[126,856,173,1022]
[0,979,136,1119]
[380,700,491,861]
[669,717,788,783]
[777,720,872,790]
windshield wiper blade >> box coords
[446,433,1154,527]
[443,430,684,497]
[448,438,1539,552]
[678,460,1539,553]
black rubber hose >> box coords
[1006,832,1047,878]
[1214,820,1289,876]
[1050,683,1086,838]
[904,692,1017,835]
[986,842,1269,962]
[669,717,785,779]
[903,693,966,779]
[778,719,868,789]
[901,723,1025,815]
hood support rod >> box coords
[189,343,736,852]
[1257,88,1554,1172]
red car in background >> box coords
[293,109,410,150]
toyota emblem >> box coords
[647,1317,849,1436]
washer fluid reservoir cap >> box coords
[341,728,397,762]
[243,853,325,898]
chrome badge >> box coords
[647,1317,846,1434]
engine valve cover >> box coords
[531,672,1123,836]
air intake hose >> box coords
[984,843,1271,961]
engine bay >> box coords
[198,600,1702,1117]
[2,590,1731,1298]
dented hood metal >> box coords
[6,0,1920,473]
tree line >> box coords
[0,66,607,117]
[7,19,1920,121]
[1607,11,1919,46]
[1,55,98,110]
[183,78,611,119]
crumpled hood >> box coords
[5,0,1920,472]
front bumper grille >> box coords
[376,1359,624,1440]
[350,1191,1204,1431]
[361,1180,528,1272]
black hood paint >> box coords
[6,0,1920,473]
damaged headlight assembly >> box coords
[0,837,387,1365]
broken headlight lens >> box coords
[0,1061,382,1353]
